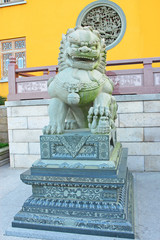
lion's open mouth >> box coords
[69,55,97,62]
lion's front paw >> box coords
[88,106,111,134]
[43,124,64,135]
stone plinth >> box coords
[12,131,134,238]
[0,146,9,166]
[32,130,118,171]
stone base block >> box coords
[6,227,138,240]
[12,147,134,239]
[33,130,119,171]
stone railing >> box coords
[107,58,160,94]
[8,57,58,101]
[8,57,160,101]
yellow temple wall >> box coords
[0,0,160,97]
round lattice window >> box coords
[76,0,126,50]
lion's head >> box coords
[58,26,106,73]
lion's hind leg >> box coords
[64,108,78,130]
[43,98,68,134]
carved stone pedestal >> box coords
[12,130,134,239]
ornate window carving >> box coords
[0,38,26,80]
[0,0,24,4]
[0,0,10,3]
[76,0,126,50]
[0,0,26,7]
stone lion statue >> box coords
[43,26,117,135]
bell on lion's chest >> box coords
[67,92,80,105]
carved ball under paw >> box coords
[88,106,111,133]
[97,116,111,134]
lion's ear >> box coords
[66,28,74,35]
[62,34,66,42]
[83,26,93,32]
[93,30,101,39]
[101,38,106,47]
[75,26,83,31]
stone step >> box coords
[0,158,9,167]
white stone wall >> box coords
[116,95,160,172]
[7,101,49,168]
[0,106,8,143]
[6,94,160,171]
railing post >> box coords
[143,59,154,88]
[48,66,57,77]
[43,70,48,76]
[8,56,18,100]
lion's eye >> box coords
[71,44,79,48]
[91,46,96,50]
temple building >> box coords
[0,0,160,172]
[0,0,160,98]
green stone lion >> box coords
[43,26,117,135]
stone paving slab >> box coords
[0,164,160,240]
[5,227,139,240]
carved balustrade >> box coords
[7,56,58,101]
[107,57,160,94]
[7,56,160,101]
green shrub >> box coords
[0,96,6,105]
[0,143,8,148]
